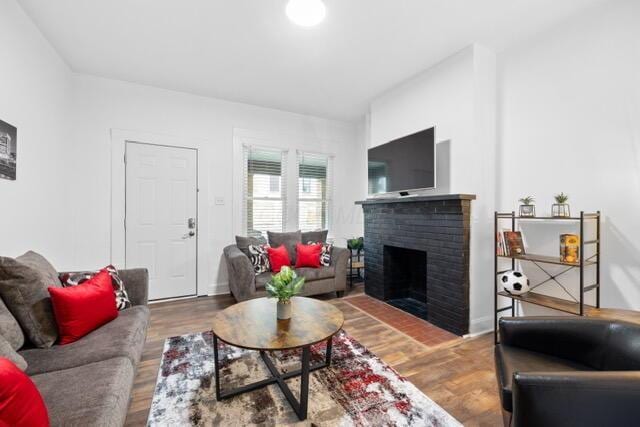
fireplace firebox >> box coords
[384,246,428,319]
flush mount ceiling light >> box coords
[286,0,326,27]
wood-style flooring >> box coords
[125,284,502,426]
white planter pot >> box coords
[277,301,292,320]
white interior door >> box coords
[125,142,197,300]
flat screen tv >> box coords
[368,127,435,196]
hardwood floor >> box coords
[125,285,502,426]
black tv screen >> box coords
[368,127,435,195]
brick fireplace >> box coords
[356,194,475,335]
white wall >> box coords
[498,0,640,311]
[69,75,362,295]
[367,45,498,333]
[0,0,73,268]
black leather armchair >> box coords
[495,317,640,427]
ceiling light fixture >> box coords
[286,0,326,27]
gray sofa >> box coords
[0,267,150,426]
[224,232,350,302]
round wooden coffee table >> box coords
[211,297,344,421]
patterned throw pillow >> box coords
[59,265,131,311]
[307,241,332,267]
[248,244,271,275]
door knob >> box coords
[182,231,196,239]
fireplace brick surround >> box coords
[356,194,475,335]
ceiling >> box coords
[19,0,606,121]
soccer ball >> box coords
[500,270,530,295]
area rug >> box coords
[148,330,461,426]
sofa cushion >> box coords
[255,272,272,290]
[20,305,149,375]
[0,252,61,348]
[301,230,328,244]
[31,357,133,427]
[235,235,267,257]
[0,334,27,370]
[268,230,302,264]
[59,265,132,311]
[296,266,336,282]
[495,344,593,412]
[49,270,119,345]
[0,297,24,350]
[267,244,291,273]
[0,357,49,426]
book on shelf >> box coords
[504,231,526,256]
[497,230,526,256]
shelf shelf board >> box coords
[498,290,640,325]
[497,290,590,315]
[498,253,596,267]
[496,214,599,221]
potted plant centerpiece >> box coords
[552,192,570,218]
[518,196,536,217]
[266,266,305,320]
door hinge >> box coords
[124,218,126,230]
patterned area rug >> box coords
[148,330,461,426]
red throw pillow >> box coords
[267,245,291,273]
[295,243,322,268]
[0,358,49,426]
[48,270,118,345]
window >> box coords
[242,146,288,239]
[297,151,332,232]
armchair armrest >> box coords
[119,268,149,306]
[512,371,640,427]
[330,246,350,292]
[223,245,256,301]
[499,317,610,368]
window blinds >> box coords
[242,145,288,239]
[297,151,333,232]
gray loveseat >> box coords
[224,231,350,302]
[0,265,149,426]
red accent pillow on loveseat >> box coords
[295,243,322,268]
[267,245,291,273]
[0,358,49,426]
[48,269,118,345]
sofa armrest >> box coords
[330,246,349,292]
[512,371,640,427]
[499,317,611,368]
[223,245,256,301]
[119,268,149,306]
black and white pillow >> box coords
[307,241,332,267]
[59,265,131,311]
[248,244,271,275]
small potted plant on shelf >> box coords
[266,266,305,320]
[347,237,364,251]
[518,196,536,217]
[552,192,570,218]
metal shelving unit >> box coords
[494,211,601,343]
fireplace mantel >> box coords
[356,193,476,335]
[356,193,476,205]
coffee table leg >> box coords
[213,334,221,401]
[299,346,310,420]
[325,336,333,367]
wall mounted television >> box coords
[368,127,435,196]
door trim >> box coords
[110,129,209,296]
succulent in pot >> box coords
[265,266,305,320]
[518,196,536,217]
[552,192,570,218]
